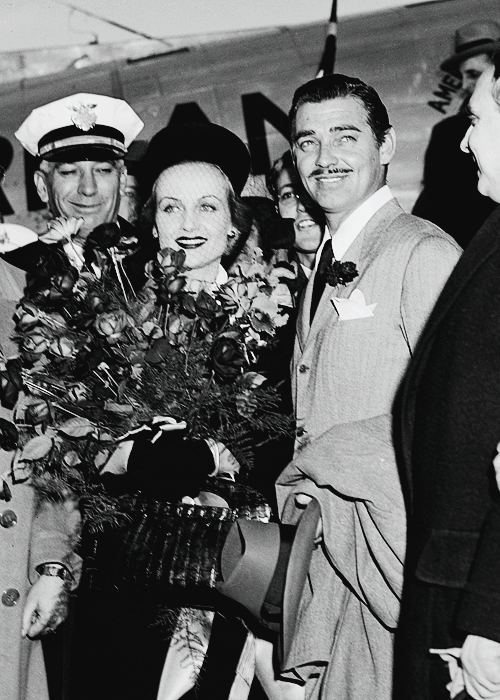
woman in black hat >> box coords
[65,123,293,700]
[122,122,254,290]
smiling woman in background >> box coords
[267,150,325,295]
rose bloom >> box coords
[49,337,76,358]
[41,216,84,244]
[210,331,249,381]
[22,331,51,355]
[14,301,40,331]
[25,398,51,425]
[49,268,79,300]
[94,310,132,343]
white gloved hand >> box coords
[0,223,38,252]
[461,635,500,699]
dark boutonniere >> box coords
[321,259,359,287]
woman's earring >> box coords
[228,228,236,238]
[152,226,159,239]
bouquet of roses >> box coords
[0,224,293,528]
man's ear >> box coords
[34,170,49,204]
[379,127,396,166]
[119,165,128,197]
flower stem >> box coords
[184,319,197,375]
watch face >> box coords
[36,563,72,580]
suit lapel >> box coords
[298,199,404,350]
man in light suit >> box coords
[395,53,500,700]
[271,74,461,700]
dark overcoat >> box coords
[412,112,497,249]
[395,205,500,699]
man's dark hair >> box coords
[289,73,392,147]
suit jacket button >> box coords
[298,364,309,373]
[0,510,17,528]
[2,588,20,606]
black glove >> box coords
[125,428,216,501]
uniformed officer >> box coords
[0,92,143,700]
[3,92,144,271]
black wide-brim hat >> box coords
[216,498,320,669]
[141,122,251,196]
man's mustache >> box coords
[309,167,352,178]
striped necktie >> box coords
[310,242,334,323]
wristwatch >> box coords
[35,563,73,581]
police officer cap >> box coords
[15,93,144,162]
[142,122,251,195]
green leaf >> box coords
[20,434,53,461]
[58,417,95,438]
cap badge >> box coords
[69,103,98,131]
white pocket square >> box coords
[332,288,377,320]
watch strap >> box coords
[35,563,73,581]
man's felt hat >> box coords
[141,122,251,196]
[441,20,500,72]
[15,93,144,162]
[216,498,320,669]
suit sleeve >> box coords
[277,416,406,628]
[456,503,500,643]
[29,496,82,590]
[0,241,47,273]
[401,234,461,349]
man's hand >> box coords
[22,575,68,638]
[493,442,500,492]
[461,634,500,699]
[295,493,323,541]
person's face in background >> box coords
[119,174,140,224]
[461,66,500,203]
[35,159,126,241]
[459,53,493,98]
[276,166,324,260]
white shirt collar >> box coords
[315,185,393,267]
